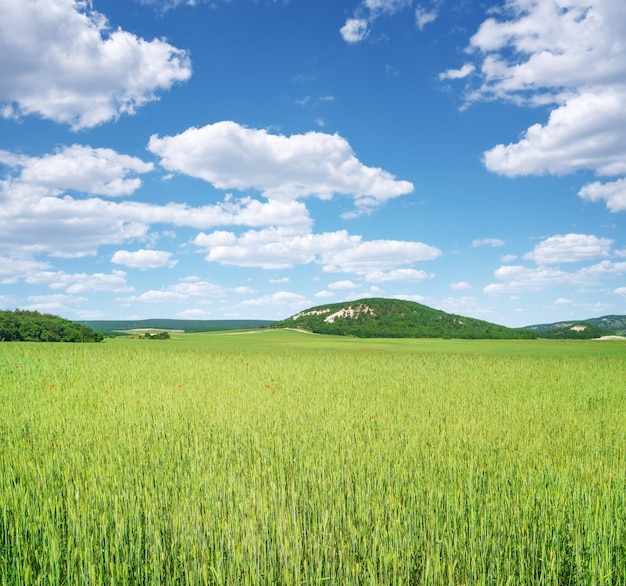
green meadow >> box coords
[1,331,625,584]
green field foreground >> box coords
[1,332,625,584]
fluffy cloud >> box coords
[554,298,573,305]
[193,226,441,272]
[485,260,626,294]
[24,294,88,313]
[364,268,433,282]
[111,249,178,270]
[0,145,153,197]
[0,257,50,284]
[524,234,613,265]
[340,18,370,43]
[322,239,441,273]
[439,64,475,81]
[25,269,132,294]
[136,0,196,8]
[483,90,626,177]
[0,0,191,129]
[126,280,225,303]
[443,0,626,211]
[0,145,312,258]
[194,228,357,269]
[6,195,308,257]
[415,7,438,30]
[328,280,359,290]
[0,145,151,256]
[450,281,472,290]
[472,238,505,248]
[241,291,309,309]
[340,0,414,43]
[148,122,413,214]
[578,178,626,212]
[484,231,624,293]
[464,1,626,105]
[0,198,149,258]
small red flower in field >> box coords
[15,364,19,369]
[264,384,270,389]
[50,384,55,389]
[271,390,276,395]
[177,384,182,389]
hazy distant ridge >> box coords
[79,319,276,334]
[524,315,625,336]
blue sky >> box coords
[1,0,625,327]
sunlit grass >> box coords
[1,333,625,584]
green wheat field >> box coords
[1,331,625,584]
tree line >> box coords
[0,310,104,342]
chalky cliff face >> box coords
[292,304,376,324]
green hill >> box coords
[524,315,626,337]
[588,315,626,335]
[272,298,536,339]
[0,310,104,342]
[531,323,615,340]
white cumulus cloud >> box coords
[0,145,312,259]
[241,291,309,311]
[578,178,626,212]
[365,268,433,282]
[0,145,153,197]
[439,63,475,81]
[124,280,225,303]
[450,281,472,290]
[25,269,132,294]
[483,90,626,177]
[484,260,626,294]
[193,226,441,273]
[111,249,178,270]
[328,280,359,290]
[322,239,441,274]
[0,257,51,284]
[340,18,370,43]
[524,234,613,265]
[0,0,191,129]
[443,0,626,212]
[148,121,413,215]
[472,238,505,248]
[341,0,414,43]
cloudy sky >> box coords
[1,0,625,327]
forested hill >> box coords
[0,310,104,342]
[272,298,536,339]
[524,315,625,336]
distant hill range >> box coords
[523,315,626,338]
[79,318,275,336]
[12,304,624,341]
[272,298,536,339]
